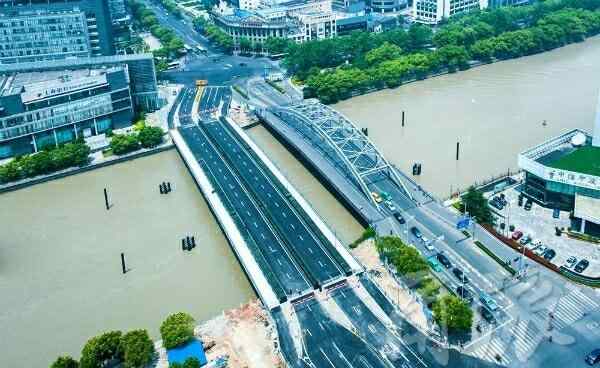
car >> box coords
[480,306,497,324]
[528,239,542,251]
[393,212,405,224]
[511,231,523,240]
[239,62,247,66]
[565,256,578,268]
[371,192,383,203]
[423,238,435,252]
[437,253,452,268]
[479,292,499,312]
[385,200,396,211]
[490,198,503,210]
[534,245,547,256]
[519,235,532,245]
[452,267,470,284]
[524,200,533,211]
[553,208,560,219]
[543,248,556,260]
[586,349,600,365]
[427,256,442,272]
[575,259,590,273]
[411,226,422,239]
[456,286,474,304]
[380,191,391,201]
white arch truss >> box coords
[271,100,413,206]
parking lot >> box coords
[490,186,600,277]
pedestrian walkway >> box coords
[533,286,599,330]
[471,336,511,365]
[512,319,542,362]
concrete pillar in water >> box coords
[594,91,600,147]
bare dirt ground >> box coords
[351,239,430,331]
[155,300,282,368]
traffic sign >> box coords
[456,217,470,230]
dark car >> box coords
[553,208,560,219]
[480,306,496,324]
[524,200,533,211]
[575,259,590,273]
[586,349,600,365]
[456,286,474,304]
[452,267,469,284]
[543,249,556,261]
[411,226,422,239]
[437,253,452,269]
[393,212,406,224]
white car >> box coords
[422,237,435,251]
[385,200,396,212]
[534,245,547,256]
[528,240,542,251]
[565,256,577,268]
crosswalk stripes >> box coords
[532,287,598,331]
[471,337,511,365]
[512,319,542,361]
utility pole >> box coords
[103,188,110,210]
[456,142,460,161]
[121,252,126,274]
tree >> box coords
[461,186,494,224]
[160,312,195,350]
[407,24,433,51]
[50,356,79,368]
[183,357,201,368]
[121,330,155,368]
[365,42,403,65]
[432,295,473,332]
[264,37,291,54]
[138,126,164,148]
[375,236,429,277]
[110,134,140,155]
[80,331,123,368]
[239,37,252,53]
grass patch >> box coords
[474,240,516,275]
[567,231,600,244]
[549,145,600,176]
[349,226,376,248]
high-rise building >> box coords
[0,0,115,64]
[369,0,405,13]
[413,0,487,24]
[0,66,134,158]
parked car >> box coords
[393,212,405,224]
[427,256,442,272]
[575,259,590,273]
[380,191,391,201]
[385,200,396,211]
[519,235,532,245]
[437,253,452,268]
[423,238,435,252]
[480,306,497,324]
[534,245,548,256]
[371,192,383,203]
[511,231,523,241]
[528,240,542,251]
[553,208,560,219]
[456,286,474,304]
[411,227,422,239]
[565,256,578,268]
[586,349,600,365]
[479,292,499,312]
[543,249,556,261]
[524,200,533,211]
[490,197,504,210]
[452,267,470,284]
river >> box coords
[334,36,600,198]
[0,150,255,367]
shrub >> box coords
[432,295,473,332]
[110,134,140,155]
[121,330,155,368]
[80,331,123,368]
[50,356,79,368]
[138,126,164,148]
[160,312,195,350]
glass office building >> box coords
[0,67,134,158]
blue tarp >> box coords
[167,339,208,366]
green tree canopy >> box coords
[121,330,155,368]
[160,312,195,350]
[138,126,164,148]
[365,42,403,65]
[80,331,123,368]
[110,134,140,155]
[461,186,494,225]
[50,356,79,368]
[375,236,429,277]
[432,295,474,332]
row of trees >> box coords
[127,0,186,70]
[193,17,234,52]
[51,312,196,368]
[110,125,165,155]
[375,236,473,332]
[0,141,90,184]
[289,0,600,102]
[51,329,155,368]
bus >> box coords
[166,61,180,70]
[268,53,287,60]
[183,44,193,52]
[196,45,207,54]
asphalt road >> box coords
[203,117,346,287]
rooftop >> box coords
[548,145,600,177]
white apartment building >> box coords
[413,0,487,24]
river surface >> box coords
[334,36,600,198]
[0,150,255,367]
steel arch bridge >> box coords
[270,100,413,206]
